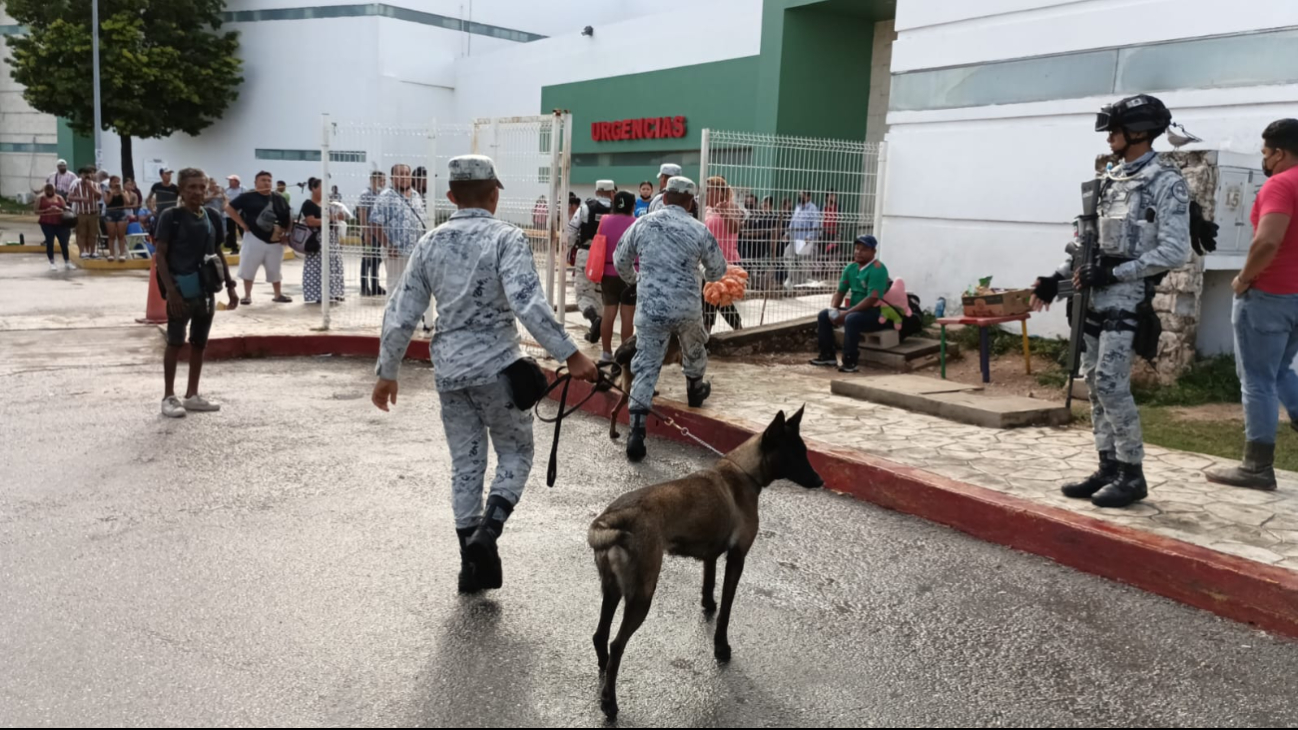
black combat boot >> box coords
[1205,441,1277,492]
[687,377,712,408]
[456,524,482,595]
[1091,461,1148,508]
[627,410,648,462]
[583,306,602,344]
[466,496,514,590]
[1061,451,1119,500]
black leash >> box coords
[536,361,725,487]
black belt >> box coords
[1084,309,1138,338]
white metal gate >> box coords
[315,113,573,357]
[698,129,885,329]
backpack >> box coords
[899,293,924,341]
[579,198,610,245]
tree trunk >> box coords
[119,135,135,181]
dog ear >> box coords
[787,405,805,431]
[762,410,787,452]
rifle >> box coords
[1065,179,1103,410]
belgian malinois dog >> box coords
[587,407,824,719]
[606,333,681,440]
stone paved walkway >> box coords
[558,325,1298,573]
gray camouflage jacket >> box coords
[614,204,728,323]
[376,208,577,390]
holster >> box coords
[500,357,548,410]
[1132,299,1162,363]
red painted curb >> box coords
[198,333,1298,639]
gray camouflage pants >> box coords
[1082,327,1144,464]
[573,248,602,318]
[630,317,709,413]
[438,379,534,530]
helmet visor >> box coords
[1095,106,1116,133]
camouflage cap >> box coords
[665,176,697,196]
[658,163,682,178]
[448,154,504,189]
[595,179,616,192]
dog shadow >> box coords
[411,600,543,728]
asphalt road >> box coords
[2,333,1297,727]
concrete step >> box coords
[832,333,944,371]
[830,374,1071,429]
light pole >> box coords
[91,0,102,171]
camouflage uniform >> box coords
[614,178,728,414]
[568,187,613,320]
[646,163,682,215]
[1056,151,1191,464]
[377,156,577,530]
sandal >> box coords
[240,297,252,306]
[272,295,293,303]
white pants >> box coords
[237,233,284,283]
[386,253,433,326]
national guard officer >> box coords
[569,180,615,343]
[1032,95,1192,508]
[373,154,597,594]
[614,176,728,462]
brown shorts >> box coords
[601,275,636,307]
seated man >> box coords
[809,235,889,373]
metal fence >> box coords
[698,129,885,331]
[314,114,572,357]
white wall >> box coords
[0,7,57,198]
[452,0,763,123]
[880,0,1298,348]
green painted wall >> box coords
[757,0,876,139]
[541,56,760,185]
[56,119,93,170]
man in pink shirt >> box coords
[1208,119,1298,491]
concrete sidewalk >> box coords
[4,251,1297,635]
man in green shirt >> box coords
[810,235,890,373]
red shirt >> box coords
[37,194,66,225]
[1252,165,1298,295]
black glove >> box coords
[1033,273,1063,303]
[1078,262,1117,289]
[1190,201,1218,256]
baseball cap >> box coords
[56,158,68,166]
[612,191,636,214]
[665,176,697,196]
[595,179,616,193]
[448,154,504,189]
[854,235,879,249]
[160,167,173,174]
[658,163,682,178]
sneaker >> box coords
[63,262,75,271]
[183,394,221,413]
[838,362,860,373]
[809,355,838,367]
[49,262,58,271]
[161,396,187,419]
[240,297,252,306]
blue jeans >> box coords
[41,223,70,262]
[1234,289,1298,444]
[818,308,884,363]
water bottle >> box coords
[934,297,946,319]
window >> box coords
[255,149,366,163]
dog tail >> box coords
[587,519,629,552]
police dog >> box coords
[587,407,823,720]
[606,333,681,440]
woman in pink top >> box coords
[597,191,640,360]
[704,176,744,332]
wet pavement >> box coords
[3,338,1298,727]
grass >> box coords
[1139,406,1298,471]
[1133,355,1240,407]
[0,196,30,215]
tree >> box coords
[5,0,242,181]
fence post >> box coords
[428,118,439,227]
[871,140,888,240]
[546,111,561,312]
[699,128,711,197]
[319,113,332,331]
[556,112,573,320]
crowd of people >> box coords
[37,159,181,269]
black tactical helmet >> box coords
[1095,94,1172,136]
